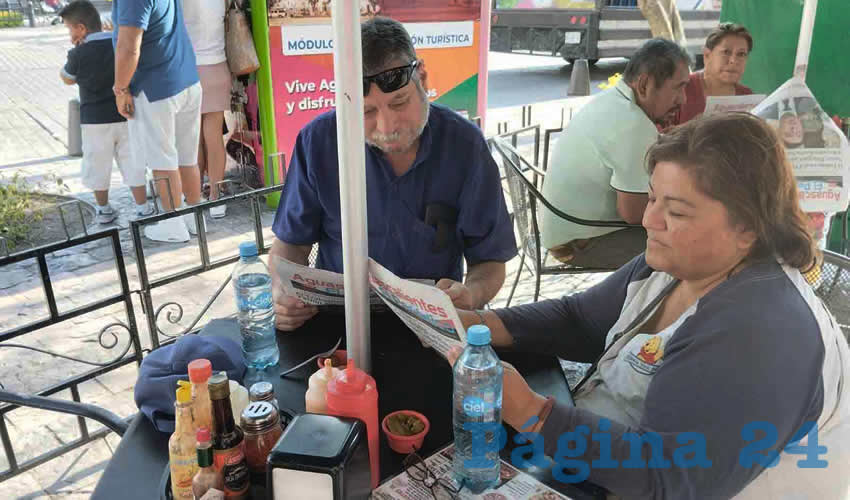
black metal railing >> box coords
[0,228,142,481]
[130,183,285,349]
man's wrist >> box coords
[464,281,485,310]
[112,85,130,97]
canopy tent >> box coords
[720,0,850,117]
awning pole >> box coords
[331,0,371,373]
[793,0,819,81]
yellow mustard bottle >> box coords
[169,381,199,499]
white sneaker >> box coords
[209,204,227,219]
[144,216,190,243]
[135,202,155,219]
[95,204,117,225]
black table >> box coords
[92,313,606,499]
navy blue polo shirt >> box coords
[272,104,517,282]
[62,32,125,125]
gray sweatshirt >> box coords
[495,255,850,499]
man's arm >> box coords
[465,260,505,307]
[269,237,312,266]
[114,26,143,118]
[439,136,517,308]
[616,190,648,224]
[114,26,142,90]
[606,122,654,223]
[438,260,504,310]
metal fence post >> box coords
[68,99,83,156]
[27,0,35,27]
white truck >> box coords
[489,0,722,66]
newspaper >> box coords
[751,76,850,213]
[272,256,380,308]
[371,444,573,500]
[271,256,465,357]
[368,259,466,358]
[704,94,765,115]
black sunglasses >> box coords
[363,60,419,96]
[402,450,461,500]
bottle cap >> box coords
[176,380,192,404]
[196,427,211,442]
[238,241,258,258]
[208,372,230,400]
[466,325,491,346]
[188,359,212,383]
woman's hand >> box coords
[447,347,548,432]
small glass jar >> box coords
[241,401,283,474]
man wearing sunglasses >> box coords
[270,17,517,332]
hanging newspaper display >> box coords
[751,77,850,213]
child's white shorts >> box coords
[81,121,146,191]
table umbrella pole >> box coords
[793,0,818,81]
[332,0,371,373]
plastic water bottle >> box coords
[232,241,280,369]
[452,325,503,493]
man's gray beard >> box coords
[366,87,430,154]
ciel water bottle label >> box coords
[463,394,499,418]
[236,291,272,311]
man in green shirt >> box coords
[541,39,690,268]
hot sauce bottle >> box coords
[169,382,199,499]
[192,427,224,499]
[209,372,250,499]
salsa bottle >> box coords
[209,372,250,499]
[169,381,199,499]
[240,401,283,475]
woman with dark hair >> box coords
[449,114,850,499]
[675,23,754,124]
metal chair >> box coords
[490,136,642,305]
[812,250,850,341]
[0,390,128,436]
[826,210,849,256]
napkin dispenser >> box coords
[267,413,371,500]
